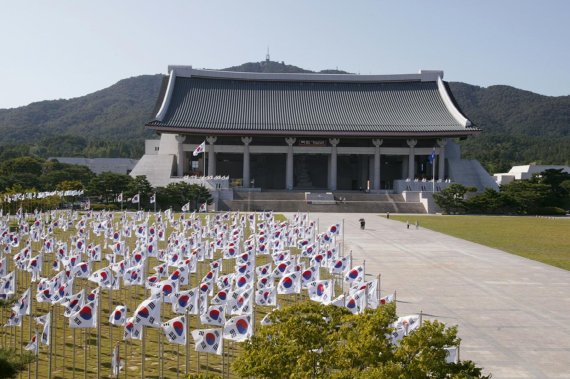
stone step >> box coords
[219,191,426,213]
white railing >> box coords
[173,175,230,190]
[393,179,453,193]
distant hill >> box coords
[0,74,162,157]
[448,82,570,171]
[224,60,349,74]
[0,61,568,170]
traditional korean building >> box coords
[131,65,497,204]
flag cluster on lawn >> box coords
[0,207,426,376]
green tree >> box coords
[0,348,36,378]
[500,180,550,213]
[233,302,489,379]
[0,156,43,176]
[126,175,153,205]
[87,172,133,203]
[530,169,570,207]
[233,302,350,378]
[40,160,95,190]
[156,183,212,211]
[433,184,476,214]
[465,188,519,214]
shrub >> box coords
[90,203,118,211]
[532,206,567,216]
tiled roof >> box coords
[147,71,478,137]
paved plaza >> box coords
[299,213,570,379]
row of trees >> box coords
[0,136,144,162]
[234,302,489,378]
[0,156,212,212]
[434,169,570,215]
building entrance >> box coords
[293,154,327,189]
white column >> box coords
[285,138,296,190]
[437,138,448,180]
[206,136,217,176]
[329,138,339,191]
[175,135,186,177]
[372,139,383,190]
[242,137,252,188]
[407,139,417,180]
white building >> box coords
[494,164,570,185]
[130,65,498,211]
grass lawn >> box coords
[389,215,570,271]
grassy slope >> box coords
[390,215,570,271]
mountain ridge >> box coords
[0,61,568,171]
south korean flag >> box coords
[12,288,31,316]
[329,255,351,275]
[172,288,199,315]
[216,273,234,291]
[62,289,84,317]
[351,279,379,309]
[300,266,319,289]
[211,289,230,305]
[109,305,127,326]
[123,265,144,287]
[200,305,226,326]
[307,280,334,304]
[4,311,22,327]
[223,315,252,342]
[389,314,421,345]
[162,315,186,345]
[228,285,253,315]
[191,328,223,355]
[69,300,97,329]
[150,279,178,304]
[345,288,367,315]
[344,265,365,284]
[133,298,161,327]
[255,263,272,278]
[255,286,277,307]
[170,267,189,286]
[277,271,301,295]
[123,317,143,341]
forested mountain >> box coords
[0,74,162,158]
[449,82,570,172]
[0,61,568,172]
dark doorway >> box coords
[381,156,403,190]
[251,154,286,189]
[293,155,327,189]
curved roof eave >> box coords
[437,77,472,127]
[147,125,480,138]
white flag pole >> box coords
[140,326,145,379]
[72,328,76,379]
[97,295,101,379]
[377,273,381,303]
[432,149,436,193]
[159,293,164,379]
[185,310,190,377]
[48,306,53,379]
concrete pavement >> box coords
[299,213,570,379]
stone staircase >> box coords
[219,191,427,213]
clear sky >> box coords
[1,0,569,109]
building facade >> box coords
[131,66,496,193]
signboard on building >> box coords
[298,139,327,146]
